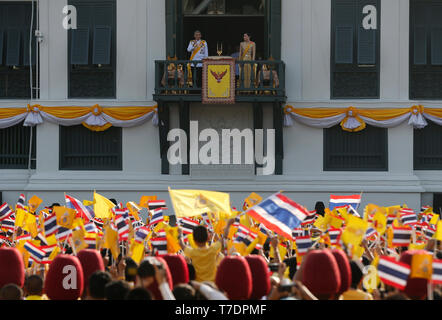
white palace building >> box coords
[1,0,442,213]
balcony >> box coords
[153,59,286,103]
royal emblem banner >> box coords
[202,57,235,104]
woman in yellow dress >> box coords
[239,33,256,89]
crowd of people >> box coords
[0,194,441,301]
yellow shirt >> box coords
[184,241,222,282]
[26,295,46,300]
[339,289,373,300]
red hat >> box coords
[399,250,428,300]
[215,256,252,300]
[0,248,25,289]
[44,255,84,300]
[302,249,341,300]
[331,249,351,295]
[77,249,105,292]
[147,257,174,300]
[162,254,189,286]
[245,255,271,299]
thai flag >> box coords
[259,223,270,236]
[329,194,361,211]
[234,225,254,246]
[245,193,309,240]
[40,245,57,264]
[56,227,72,241]
[115,214,129,239]
[35,233,48,246]
[292,228,304,239]
[24,241,46,263]
[1,218,15,231]
[424,225,437,240]
[295,236,313,256]
[93,218,104,231]
[84,222,99,234]
[147,200,167,211]
[148,209,164,229]
[44,215,58,236]
[16,233,32,242]
[386,215,396,227]
[132,220,145,231]
[84,237,96,249]
[151,237,168,256]
[392,225,412,247]
[232,215,241,228]
[201,213,213,232]
[135,226,150,243]
[301,211,317,227]
[400,208,418,226]
[328,228,343,245]
[16,194,26,210]
[432,259,442,285]
[377,256,411,290]
[364,227,377,240]
[0,203,13,221]
[178,217,200,235]
[65,194,95,222]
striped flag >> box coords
[132,220,145,231]
[151,237,168,256]
[377,256,411,290]
[424,225,437,240]
[329,194,361,211]
[115,214,129,240]
[84,222,99,234]
[148,209,164,229]
[93,218,104,231]
[16,233,32,243]
[84,237,96,249]
[301,211,317,227]
[365,227,378,241]
[245,193,309,240]
[56,227,72,241]
[259,223,270,236]
[16,194,26,210]
[432,259,442,285]
[201,213,213,231]
[392,225,412,247]
[292,228,304,239]
[147,200,167,211]
[35,233,48,246]
[65,194,95,222]
[135,226,150,243]
[44,215,58,236]
[328,228,343,245]
[386,215,396,227]
[400,208,418,226]
[295,235,313,256]
[0,203,13,221]
[40,245,57,264]
[1,218,15,231]
[24,241,46,263]
[178,217,200,235]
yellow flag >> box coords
[130,240,145,264]
[244,236,261,256]
[71,227,87,253]
[352,245,365,259]
[103,224,119,260]
[168,188,231,218]
[83,200,95,207]
[329,212,345,229]
[430,214,439,226]
[23,213,38,238]
[53,206,76,229]
[372,210,387,235]
[243,192,262,211]
[48,246,60,262]
[127,202,142,221]
[411,253,433,279]
[314,215,328,231]
[435,221,442,241]
[28,195,43,213]
[94,192,116,219]
[341,215,368,247]
[46,234,57,246]
[214,219,227,236]
[15,209,28,228]
[139,196,157,208]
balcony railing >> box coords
[154,59,286,102]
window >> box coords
[0,123,36,169]
[414,122,442,170]
[59,125,122,170]
[0,2,37,99]
[182,0,265,15]
[410,0,442,99]
[324,125,388,171]
[331,0,380,99]
[68,0,116,98]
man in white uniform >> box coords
[187,30,209,90]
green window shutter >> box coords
[92,25,111,65]
[269,0,282,59]
[431,27,442,65]
[0,30,3,65]
[165,0,176,58]
[335,26,354,63]
[358,26,376,64]
[71,28,90,65]
[6,28,21,66]
[414,26,427,65]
